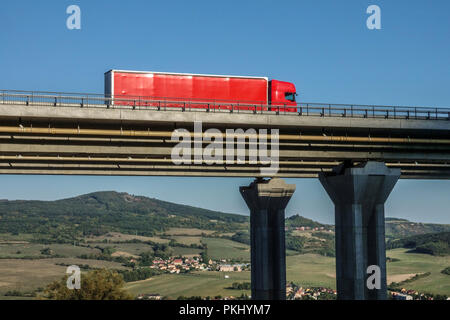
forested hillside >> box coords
[386,232,450,256]
[0,191,248,242]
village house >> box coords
[218,264,246,272]
[218,265,235,272]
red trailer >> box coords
[105,70,297,112]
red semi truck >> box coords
[104,70,297,112]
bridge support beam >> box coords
[319,161,400,300]
[240,178,296,300]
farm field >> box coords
[286,253,336,288]
[124,248,450,298]
[171,236,202,245]
[125,271,251,299]
[0,258,127,296]
[85,232,170,244]
[125,254,336,298]
[386,248,450,295]
[0,231,449,299]
[201,238,250,261]
[88,242,154,256]
[0,233,35,242]
[0,243,100,258]
[162,228,216,236]
[171,247,202,256]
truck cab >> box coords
[269,79,297,112]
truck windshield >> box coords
[285,92,296,102]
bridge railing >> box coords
[0,89,449,120]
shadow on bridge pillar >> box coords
[319,161,400,300]
[240,178,295,300]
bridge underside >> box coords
[0,104,448,179]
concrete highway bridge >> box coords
[0,90,449,300]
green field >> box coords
[0,258,127,296]
[172,247,202,256]
[85,232,170,244]
[386,248,450,295]
[124,248,450,298]
[124,253,338,298]
[1,231,449,299]
[124,254,335,298]
[0,233,35,242]
[0,243,100,259]
[202,238,250,261]
[89,242,153,256]
[171,236,202,245]
[286,253,336,288]
[162,228,216,236]
[125,271,251,298]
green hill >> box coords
[285,214,332,229]
[385,218,450,239]
[0,191,248,242]
[0,191,448,248]
[386,232,450,256]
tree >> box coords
[42,269,133,300]
[441,267,450,275]
[153,243,173,260]
[200,245,209,263]
[40,247,53,255]
[139,251,154,266]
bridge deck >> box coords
[0,91,449,179]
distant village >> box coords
[147,256,249,274]
[287,226,333,232]
[138,284,338,300]
[132,225,446,301]
[138,285,449,301]
[135,257,449,301]
[286,283,337,300]
[389,288,450,300]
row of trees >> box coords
[139,243,174,265]
[118,268,161,282]
[227,282,251,290]
[386,232,450,256]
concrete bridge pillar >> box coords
[319,161,400,300]
[240,178,296,300]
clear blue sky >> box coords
[0,0,449,224]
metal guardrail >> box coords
[1,89,449,120]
